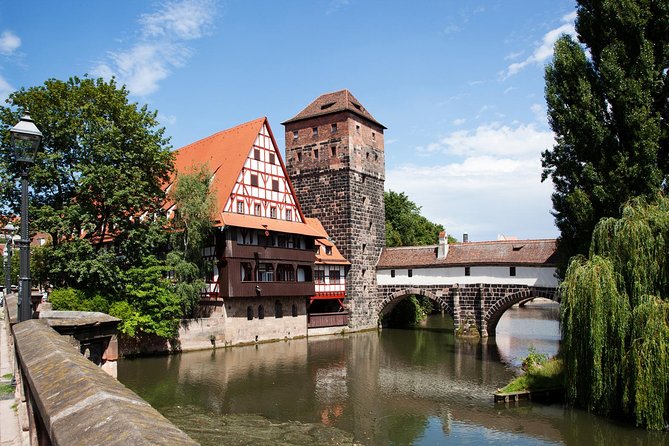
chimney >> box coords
[463,233,469,243]
[437,230,449,259]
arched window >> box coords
[275,300,283,318]
[292,304,298,317]
[247,306,253,320]
[258,305,265,320]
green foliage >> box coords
[501,355,563,393]
[385,190,450,247]
[521,346,549,373]
[49,287,111,313]
[561,196,669,430]
[542,1,669,276]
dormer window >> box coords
[325,246,332,255]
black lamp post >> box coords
[10,112,42,322]
[3,223,16,294]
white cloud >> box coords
[452,118,466,126]
[397,121,557,240]
[92,0,216,96]
[327,0,350,15]
[0,74,13,102]
[530,103,546,123]
[436,122,553,158]
[502,11,577,79]
[0,31,20,55]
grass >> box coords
[2,373,13,380]
[499,348,564,394]
[0,383,14,395]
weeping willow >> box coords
[561,196,669,430]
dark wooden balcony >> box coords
[231,280,315,298]
[307,312,349,328]
[227,243,315,263]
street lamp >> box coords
[10,112,42,322]
[3,223,16,294]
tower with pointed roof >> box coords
[283,90,386,329]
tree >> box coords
[541,0,668,275]
[0,76,174,292]
[384,190,452,247]
[561,196,669,430]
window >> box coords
[408,269,413,278]
[270,207,277,219]
[292,304,298,317]
[241,263,253,281]
[285,209,292,221]
[297,152,302,162]
[375,153,378,161]
[272,179,279,191]
[275,300,283,318]
[391,269,395,278]
[331,123,337,133]
[254,148,260,160]
[330,269,340,284]
[331,146,336,157]
[258,263,274,282]
[254,203,261,216]
[247,306,253,320]
[361,243,366,252]
[269,153,275,164]
[325,246,332,255]
[366,152,370,160]
[293,130,298,140]
[237,200,244,214]
[250,174,259,187]
[258,305,264,320]
[314,149,319,159]
[315,269,325,284]
[465,266,471,276]
[276,264,294,282]
[312,127,318,137]
[356,124,360,134]
[510,266,516,277]
[372,132,376,141]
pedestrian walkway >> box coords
[0,299,25,446]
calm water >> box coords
[118,301,667,445]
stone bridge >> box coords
[376,283,558,337]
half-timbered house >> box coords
[170,117,330,344]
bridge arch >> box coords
[484,287,558,336]
[377,288,454,321]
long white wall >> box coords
[377,265,558,288]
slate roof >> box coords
[282,89,386,129]
[377,239,559,269]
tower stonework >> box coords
[283,90,386,329]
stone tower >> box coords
[283,90,386,329]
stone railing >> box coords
[5,294,197,446]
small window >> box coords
[510,266,516,277]
[254,148,260,160]
[269,153,276,164]
[362,243,366,252]
[292,304,298,317]
[237,201,244,214]
[270,207,277,219]
[272,179,279,191]
[465,266,471,276]
[331,123,337,133]
[275,300,283,318]
[297,152,302,162]
[258,305,264,320]
[293,130,298,140]
[408,269,413,278]
[356,124,360,134]
[366,152,370,160]
[314,149,319,159]
[325,246,332,255]
[285,209,292,221]
[312,127,318,137]
[391,270,395,278]
[254,203,261,216]
[375,153,378,161]
[250,174,258,187]
[330,269,340,284]
[247,306,253,320]
[372,132,376,141]
[315,269,325,284]
[331,146,336,157]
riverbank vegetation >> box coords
[499,348,563,394]
[382,295,434,328]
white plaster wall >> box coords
[377,265,558,288]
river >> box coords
[118,300,667,445]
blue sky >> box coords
[1,0,578,241]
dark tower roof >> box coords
[282,89,386,129]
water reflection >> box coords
[119,303,666,445]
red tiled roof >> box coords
[282,89,386,129]
[306,218,350,265]
[217,213,322,237]
[377,239,558,269]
